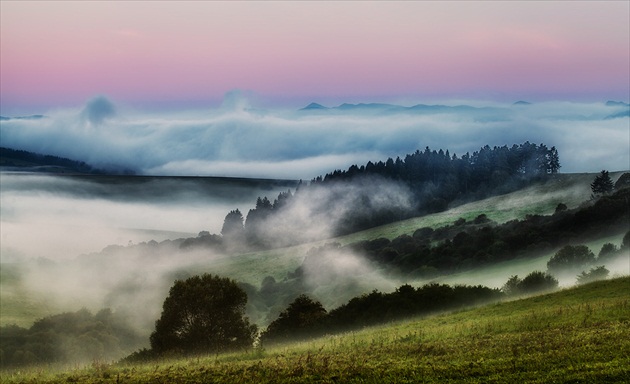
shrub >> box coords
[576,266,609,285]
[502,271,558,296]
[519,271,559,294]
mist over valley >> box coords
[1,98,629,372]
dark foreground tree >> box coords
[260,295,327,345]
[591,170,614,197]
[150,274,257,355]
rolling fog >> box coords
[1,170,629,343]
[1,95,629,179]
[0,172,413,334]
[1,95,629,344]
[0,173,296,262]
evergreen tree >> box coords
[548,146,561,173]
[591,170,614,196]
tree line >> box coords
[329,186,630,276]
[0,309,143,368]
[0,147,102,174]
[214,142,561,250]
[144,226,627,354]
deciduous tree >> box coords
[150,274,257,355]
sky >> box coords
[1,1,629,113]
[0,1,629,178]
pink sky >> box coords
[1,1,628,113]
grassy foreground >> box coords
[2,276,629,383]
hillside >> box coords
[1,172,627,332]
[0,147,103,174]
[4,277,628,383]
[0,147,140,175]
[200,171,625,285]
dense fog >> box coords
[1,95,628,179]
[0,173,296,261]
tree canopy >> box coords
[150,274,257,355]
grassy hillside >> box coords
[1,172,626,330]
[3,277,628,383]
[189,172,621,286]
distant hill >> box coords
[300,102,328,110]
[0,147,107,174]
[299,102,510,117]
[605,100,630,107]
[0,114,46,121]
[605,110,630,119]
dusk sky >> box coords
[0,1,629,179]
[1,1,629,113]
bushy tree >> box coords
[502,275,522,296]
[260,295,327,344]
[502,272,558,296]
[591,170,614,197]
[554,203,568,214]
[547,245,596,275]
[576,266,609,285]
[597,243,618,261]
[150,274,257,355]
[221,209,244,238]
[518,271,559,294]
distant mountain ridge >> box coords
[605,100,629,107]
[604,100,630,119]
[299,102,509,116]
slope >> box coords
[5,277,628,383]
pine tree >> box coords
[591,170,614,196]
[548,146,560,173]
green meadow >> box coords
[2,277,628,383]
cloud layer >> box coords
[1,95,628,179]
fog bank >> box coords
[1,96,628,179]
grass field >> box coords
[2,276,628,383]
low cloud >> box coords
[82,95,116,125]
[0,93,628,179]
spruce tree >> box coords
[591,170,614,196]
